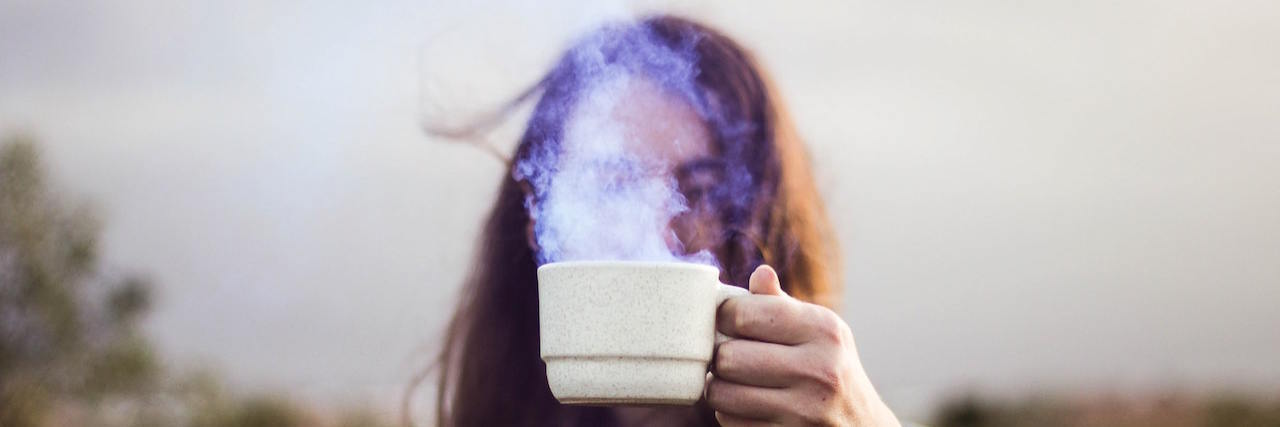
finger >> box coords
[705,377,790,421]
[717,295,824,345]
[713,339,806,388]
[714,411,778,427]
[748,265,786,296]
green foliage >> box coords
[1203,395,1280,427]
[336,407,396,427]
[934,395,994,427]
[2,137,245,425]
[0,134,396,426]
[935,393,1280,427]
[0,135,158,426]
[83,336,159,397]
[230,396,310,427]
[108,277,151,324]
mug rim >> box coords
[538,260,719,275]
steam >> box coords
[513,21,719,266]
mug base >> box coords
[557,398,695,406]
[544,356,709,406]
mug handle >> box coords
[714,283,750,344]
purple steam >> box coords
[513,21,730,267]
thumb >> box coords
[748,265,786,297]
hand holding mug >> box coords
[709,265,900,426]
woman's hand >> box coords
[708,265,900,427]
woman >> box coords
[428,15,900,426]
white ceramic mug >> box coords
[537,260,749,405]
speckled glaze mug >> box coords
[537,260,749,406]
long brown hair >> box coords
[424,15,841,426]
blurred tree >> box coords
[0,134,398,426]
[934,392,1280,427]
[228,396,309,427]
[1203,395,1280,427]
[935,395,996,427]
[0,134,158,426]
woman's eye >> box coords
[681,186,705,203]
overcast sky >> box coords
[3,0,1278,421]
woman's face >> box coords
[555,77,725,258]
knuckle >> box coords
[811,306,847,343]
[808,360,844,393]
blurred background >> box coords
[3,0,1279,425]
